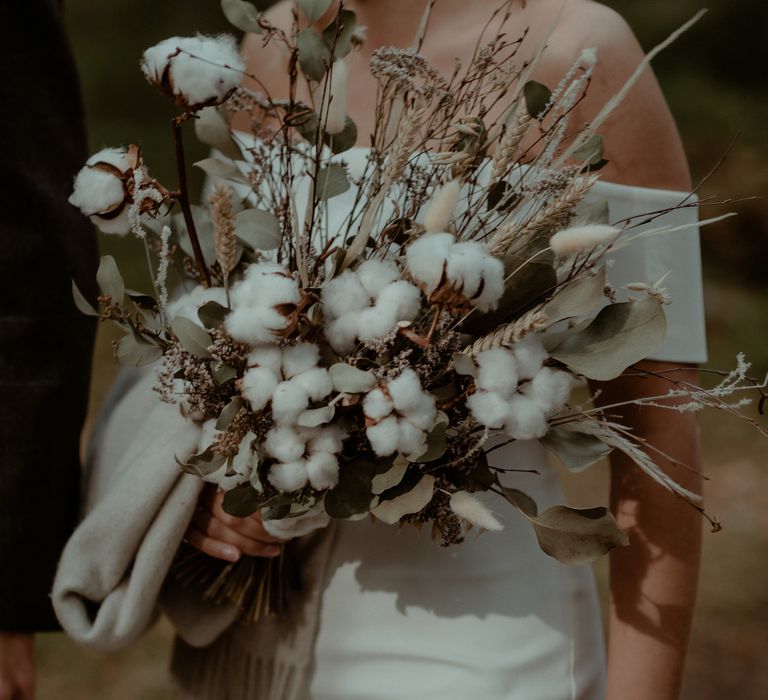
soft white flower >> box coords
[268,460,309,492]
[423,179,462,233]
[141,34,244,108]
[522,366,573,416]
[466,390,511,430]
[475,347,518,399]
[511,335,548,380]
[69,146,146,235]
[406,233,504,312]
[282,342,320,378]
[549,224,620,257]
[503,394,548,440]
[305,451,340,490]
[449,491,503,531]
[242,366,280,412]
[265,426,305,463]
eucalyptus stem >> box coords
[172,115,211,288]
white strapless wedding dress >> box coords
[303,149,707,700]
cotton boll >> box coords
[397,419,428,460]
[248,345,283,373]
[405,233,453,294]
[225,305,289,344]
[549,224,620,257]
[375,280,422,321]
[307,424,346,455]
[512,335,548,380]
[387,369,427,414]
[503,394,548,440]
[242,366,280,412]
[293,367,333,402]
[69,162,126,218]
[446,241,487,298]
[473,254,506,312]
[232,263,298,309]
[366,415,400,457]
[475,347,518,399]
[231,432,260,478]
[357,304,399,342]
[305,451,340,490]
[363,388,394,421]
[268,460,309,492]
[402,393,437,431]
[523,367,574,416]
[467,391,511,429]
[282,342,320,378]
[167,285,228,325]
[449,491,503,531]
[423,179,462,233]
[264,426,306,463]
[322,271,368,319]
[325,315,360,355]
[324,58,349,135]
[356,260,401,298]
[271,379,311,425]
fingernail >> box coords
[222,545,241,561]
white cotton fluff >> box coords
[475,347,518,398]
[388,369,436,424]
[265,426,306,463]
[226,305,291,345]
[503,394,548,440]
[523,367,573,416]
[449,491,503,531]
[268,460,309,492]
[305,451,340,490]
[248,345,283,374]
[271,379,311,425]
[549,224,620,257]
[141,34,244,108]
[167,285,228,326]
[512,335,548,380]
[324,315,360,355]
[323,58,349,135]
[472,254,506,312]
[405,232,453,294]
[363,388,394,421]
[356,260,401,298]
[423,179,462,233]
[321,272,367,318]
[282,342,320,378]
[467,390,512,430]
[397,419,428,460]
[241,366,280,412]
[307,424,346,455]
[366,415,401,457]
[375,280,422,320]
[293,367,333,402]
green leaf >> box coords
[371,474,435,524]
[115,327,163,367]
[171,316,213,358]
[71,280,98,316]
[298,28,331,81]
[222,481,264,517]
[523,80,552,119]
[177,445,227,478]
[235,208,282,250]
[541,425,613,472]
[211,361,238,385]
[316,163,350,199]
[322,9,357,58]
[221,0,262,32]
[548,298,666,381]
[540,268,605,325]
[125,289,157,310]
[416,412,449,462]
[194,106,241,159]
[297,405,335,428]
[573,133,604,166]
[325,456,386,519]
[371,456,409,495]
[193,157,248,184]
[216,396,245,430]
[173,205,217,266]
[96,255,125,305]
[324,116,357,153]
[198,300,230,329]
[297,0,333,23]
[329,363,376,392]
[452,353,477,377]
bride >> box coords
[175,1,706,699]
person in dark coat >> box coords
[0,1,97,697]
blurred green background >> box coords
[38,1,767,697]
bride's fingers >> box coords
[192,508,283,558]
[185,524,241,562]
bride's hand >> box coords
[186,483,284,562]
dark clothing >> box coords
[0,0,97,631]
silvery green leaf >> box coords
[198,300,230,329]
[322,9,357,58]
[453,353,477,377]
[177,445,227,477]
[71,280,98,317]
[541,425,613,472]
[523,80,552,119]
[316,164,350,199]
[297,405,335,427]
[371,456,409,495]
[371,474,435,524]
[235,208,281,250]
[297,0,333,23]
[194,106,241,159]
[211,361,238,385]
[298,28,331,82]
[325,456,388,519]
[222,481,264,517]
[174,205,217,266]
[193,157,248,184]
[417,412,449,462]
[540,268,606,325]
[216,396,245,430]
[324,116,357,154]
[171,316,213,358]
[548,298,666,381]
[573,133,604,166]
[96,255,125,305]
[125,289,157,310]
[220,0,262,33]
[115,327,162,367]
[329,363,376,392]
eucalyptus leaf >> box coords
[416,413,449,462]
[174,205,217,266]
[371,474,435,525]
[193,157,248,184]
[371,457,409,495]
[222,481,264,518]
[540,268,605,325]
[329,363,376,392]
[198,300,230,329]
[171,316,213,358]
[324,116,357,153]
[297,0,333,22]
[216,396,245,431]
[177,445,227,477]
[541,425,614,472]
[235,208,282,250]
[325,457,382,519]
[297,405,335,428]
[298,28,331,82]
[221,0,262,32]
[548,298,666,381]
[316,163,351,199]
[115,327,163,367]
[573,133,604,166]
[523,80,552,119]
[125,289,157,310]
[322,9,357,58]
[194,106,241,159]
[211,361,238,385]
[452,353,477,377]
[71,280,98,316]
[96,255,125,305]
